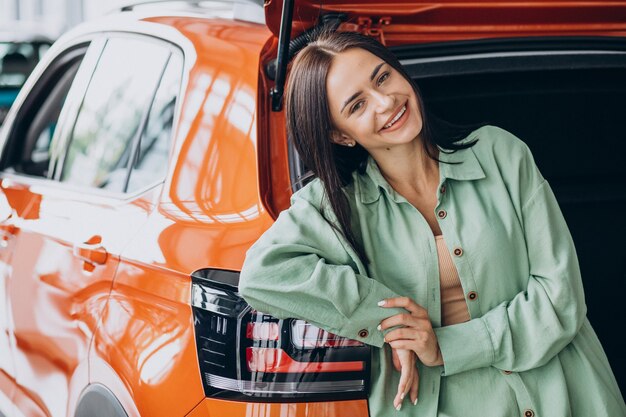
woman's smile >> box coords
[325,48,423,152]
[380,101,409,132]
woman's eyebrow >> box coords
[341,91,362,114]
[369,62,385,81]
[340,62,386,114]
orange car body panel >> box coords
[2,176,161,416]
[89,16,278,417]
[1,2,626,416]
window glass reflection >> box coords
[127,53,182,193]
[61,37,170,192]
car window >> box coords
[59,37,171,192]
[0,43,94,177]
[126,53,182,193]
[20,61,81,176]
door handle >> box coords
[73,235,108,266]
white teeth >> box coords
[384,105,406,129]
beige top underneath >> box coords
[435,235,470,326]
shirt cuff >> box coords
[434,317,494,376]
[339,277,404,348]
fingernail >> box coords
[400,393,405,400]
[377,324,382,331]
[378,300,386,306]
[395,403,402,411]
[413,398,418,406]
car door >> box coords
[0,36,102,417]
[2,34,176,417]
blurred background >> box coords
[1,0,132,124]
[1,0,129,36]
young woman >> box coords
[239,30,626,417]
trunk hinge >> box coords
[345,16,392,45]
[270,0,295,112]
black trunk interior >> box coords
[416,65,626,393]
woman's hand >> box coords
[392,348,419,410]
[379,297,444,367]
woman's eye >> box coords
[377,72,390,86]
[350,101,364,114]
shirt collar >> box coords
[355,143,485,204]
[438,145,486,181]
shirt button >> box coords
[503,370,512,375]
[467,291,478,301]
[437,209,447,219]
[358,329,369,338]
[440,184,446,194]
[453,247,463,257]
[524,410,535,417]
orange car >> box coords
[0,0,624,416]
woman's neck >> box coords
[370,139,440,195]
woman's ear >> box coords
[331,131,357,147]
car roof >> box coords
[104,0,265,25]
[42,2,270,65]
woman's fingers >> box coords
[394,359,412,410]
[379,313,423,331]
[388,336,442,364]
[388,339,412,350]
[391,346,401,371]
[379,296,427,317]
[393,359,419,409]
[384,327,422,343]
[385,327,432,348]
[392,349,417,411]
[410,366,420,405]
[381,310,444,367]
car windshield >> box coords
[0,41,49,88]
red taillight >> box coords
[246,322,280,341]
[291,320,365,348]
[246,347,365,373]
[191,268,371,401]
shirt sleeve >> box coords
[434,139,587,376]
[238,190,405,348]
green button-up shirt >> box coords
[239,125,626,417]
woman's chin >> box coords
[384,122,423,147]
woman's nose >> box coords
[372,91,394,113]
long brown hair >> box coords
[285,30,481,264]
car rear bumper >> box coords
[185,398,369,417]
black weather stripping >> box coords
[270,0,295,111]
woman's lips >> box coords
[380,101,409,133]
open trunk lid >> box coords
[264,0,626,45]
